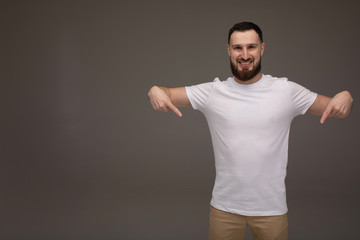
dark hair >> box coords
[228,22,263,43]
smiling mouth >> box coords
[238,60,253,68]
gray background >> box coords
[2,1,359,239]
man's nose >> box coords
[241,49,249,60]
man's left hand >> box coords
[320,91,353,124]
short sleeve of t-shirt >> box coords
[185,78,219,110]
[288,81,317,115]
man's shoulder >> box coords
[264,74,288,82]
[187,77,231,88]
[262,74,290,90]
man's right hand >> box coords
[148,86,183,117]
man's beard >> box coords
[230,58,262,82]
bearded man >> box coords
[147,22,353,240]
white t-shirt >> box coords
[185,74,317,216]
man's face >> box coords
[227,30,265,83]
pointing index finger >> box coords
[320,105,333,124]
[168,103,182,117]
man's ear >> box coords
[227,44,231,56]
[261,42,265,56]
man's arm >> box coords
[306,91,353,124]
[148,86,191,117]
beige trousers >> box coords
[209,205,288,240]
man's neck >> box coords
[234,73,263,85]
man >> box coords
[148,22,353,240]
